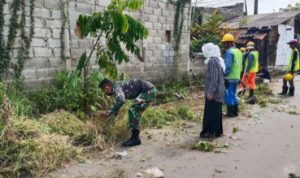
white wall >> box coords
[275,24,294,67]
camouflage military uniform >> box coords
[108,79,157,130]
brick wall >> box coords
[1,0,205,87]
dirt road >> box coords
[49,76,300,178]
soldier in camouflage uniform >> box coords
[99,78,157,147]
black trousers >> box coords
[200,98,223,137]
[283,78,294,88]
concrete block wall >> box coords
[1,0,204,87]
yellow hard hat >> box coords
[246,41,255,47]
[284,73,294,81]
[222,33,234,42]
[240,47,246,52]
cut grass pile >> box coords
[239,84,277,109]
[255,84,275,107]
[0,90,202,177]
[141,106,200,129]
[0,98,101,177]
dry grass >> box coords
[0,91,203,177]
[0,101,101,177]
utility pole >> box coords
[254,0,258,14]
[244,0,248,15]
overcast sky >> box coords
[192,0,300,15]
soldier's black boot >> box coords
[278,86,288,95]
[288,87,295,96]
[122,129,141,147]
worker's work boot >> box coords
[247,89,254,99]
[122,129,141,147]
[288,87,295,96]
[278,86,288,95]
[233,105,239,117]
[225,106,235,117]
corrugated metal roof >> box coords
[222,11,300,28]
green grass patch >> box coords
[232,127,239,134]
[141,106,200,129]
[192,141,229,152]
[288,111,299,115]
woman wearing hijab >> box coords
[200,43,226,138]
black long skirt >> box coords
[200,98,223,138]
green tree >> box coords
[75,0,148,77]
[75,0,148,113]
[191,11,224,52]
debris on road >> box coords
[136,172,143,177]
[144,167,165,178]
[232,127,239,134]
[192,141,229,152]
[106,151,128,159]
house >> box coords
[222,10,300,68]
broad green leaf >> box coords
[76,52,87,76]
[121,14,129,33]
[90,105,97,111]
[124,0,143,10]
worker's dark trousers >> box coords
[283,79,294,88]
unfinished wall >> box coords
[1,0,203,87]
[201,3,244,22]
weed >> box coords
[232,127,239,134]
[193,141,215,152]
[256,84,274,96]
[192,141,229,152]
[288,111,298,115]
[141,108,172,129]
[156,83,189,104]
[177,106,198,121]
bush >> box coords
[191,35,220,52]
[0,70,107,117]
[156,83,189,104]
[0,84,37,116]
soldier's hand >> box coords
[135,98,145,104]
[99,111,110,118]
[207,95,213,100]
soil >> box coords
[48,76,300,178]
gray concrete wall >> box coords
[201,3,244,22]
[1,0,205,87]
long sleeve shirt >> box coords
[204,57,225,103]
[258,68,271,81]
[108,79,154,115]
[242,52,249,71]
[224,47,234,76]
[245,53,254,73]
[290,50,298,72]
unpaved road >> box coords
[49,76,300,178]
